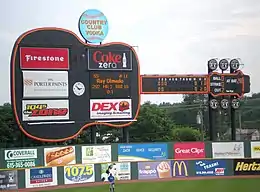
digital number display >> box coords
[90,71,131,98]
[141,75,208,94]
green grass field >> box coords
[40,178,259,192]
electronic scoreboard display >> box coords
[209,71,245,97]
[141,71,249,97]
[141,75,208,94]
[90,71,131,98]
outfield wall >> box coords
[0,141,260,190]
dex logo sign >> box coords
[90,99,132,119]
[88,49,132,70]
[174,142,205,159]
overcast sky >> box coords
[1,0,259,104]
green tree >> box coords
[129,102,175,142]
[172,126,201,141]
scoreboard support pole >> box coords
[208,62,217,141]
[231,97,236,140]
[91,126,97,144]
[122,126,129,143]
[230,66,236,141]
[208,94,217,141]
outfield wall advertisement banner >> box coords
[172,160,188,177]
[233,159,260,175]
[250,142,260,158]
[194,160,226,176]
[64,164,95,184]
[101,162,131,181]
[138,161,172,179]
[212,142,244,159]
[0,170,18,190]
[25,167,58,188]
[174,142,205,159]
[82,145,111,163]
[118,143,168,162]
[4,149,37,169]
[44,146,76,166]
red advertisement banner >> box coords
[174,142,205,159]
[20,47,69,69]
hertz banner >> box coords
[172,160,188,177]
[233,159,260,175]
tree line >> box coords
[1,93,260,148]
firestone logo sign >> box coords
[174,142,205,159]
[20,47,69,69]
[90,99,132,119]
[88,49,132,70]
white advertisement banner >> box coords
[5,149,37,160]
[22,100,69,121]
[64,164,95,184]
[82,145,111,164]
[212,142,244,159]
[101,162,131,181]
[251,142,260,158]
[23,70,68,98]
[44,146,76,166]
[90,99,132,119]
[25,167,57,188]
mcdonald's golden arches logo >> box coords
[172,160,188,177]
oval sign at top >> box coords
[78,9,109,44]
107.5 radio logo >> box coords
[64,164,95,184]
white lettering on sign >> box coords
[25,55,64,62]
[175,148,204,154]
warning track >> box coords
[14,175,260,192]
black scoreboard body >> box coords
[10,28,140,141]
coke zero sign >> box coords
[88,49,132,70]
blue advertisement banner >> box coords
[118,143,168,162]
[172,160,189,177]
[195,160,227,176]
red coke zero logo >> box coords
[92,51,122,69]
[174,142,205,159]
